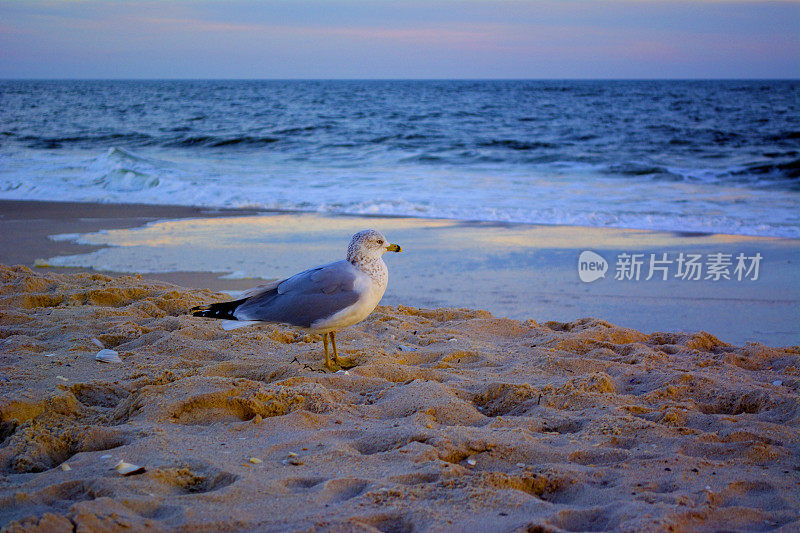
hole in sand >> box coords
[31,480,115,507]
[354,512,415,533]
[699,391,769,415]
[152,463,238,494]
[0,421,17,446]
[172,401,257,425]
[553,506,614,532]
[473,382,542,417]
[283,477,326,491]
[3,425,128,474]
[70,382,130,409]
[321,478,369,502]
[482,471,578,503]
[536,416,584,434]
[207,363,297,384]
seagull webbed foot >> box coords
[322,331,357,371]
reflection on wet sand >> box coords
[43,212,800,346]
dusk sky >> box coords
[1,0,798,79]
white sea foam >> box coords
[1,144,798,239]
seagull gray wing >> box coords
[239,280,280,299]
[233,260,361,328]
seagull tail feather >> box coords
[191,298,247,320]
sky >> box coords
[0,0,798,79]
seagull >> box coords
[191,229,402,370]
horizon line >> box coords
[2,77,799,82]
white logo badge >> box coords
[578,251,608,283]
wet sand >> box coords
[0,200,269,293]
[2,200,798,346]
[0,265,798,531]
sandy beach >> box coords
[0,200,797,531]
[1,263,798,531]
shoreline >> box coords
[0,200,271,292]
[1,199,798,347]
[3,197,799,241]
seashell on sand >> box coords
[114,460,145,476]
[96,349,122,363]
[284,453,303,465]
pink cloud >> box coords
[136,16,515,48]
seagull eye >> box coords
[377,239,384,245]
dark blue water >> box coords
[1,80,798,236]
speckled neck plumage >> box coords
[349,253,388,287]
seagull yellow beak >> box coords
[386,243,402,253]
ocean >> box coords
[1,79,798,237]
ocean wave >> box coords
[398,152,448,163]
[19,133,154,149]
[738,159,800,181]
[768,131,800,142]
[601,158,800,186]
[480,139,557,150]
[85,147,165,191]
[369,133,431,144]
[272,125,328,135]
[11,131,314,150]
[166,135,281,148]
[603,162,677,178]
[94,146,162,165]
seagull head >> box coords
[347,229,402,262]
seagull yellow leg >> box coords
[323,332,334,371]
[330,330,339,362]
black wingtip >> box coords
[190,298,247,320]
